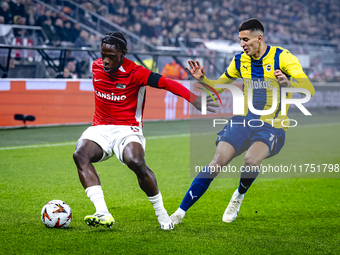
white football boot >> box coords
[222,189,245,223]
[157,213,174,230]
[170,208,185,225]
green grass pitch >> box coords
[0,118,339,254]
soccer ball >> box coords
[41,200,72,228]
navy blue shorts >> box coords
[216,116,286,158]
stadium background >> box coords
[0,0,339,254]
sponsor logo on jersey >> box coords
[245,79,273,89]
[95,90,126,101]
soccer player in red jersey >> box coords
[73,32,216,230]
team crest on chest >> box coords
[266,64,272,72]
[116,83,126,89]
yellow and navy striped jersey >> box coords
[202,46,314,131]
[226,46,306,130]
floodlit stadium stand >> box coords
[0,0,339,81]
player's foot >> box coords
[159,219,174,230]
[157,213,174,230]
[170,208,185,225]
[222,189,245,223]
[84,212,115,228]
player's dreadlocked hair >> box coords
[238,18,264,33]
[101,31,128,54]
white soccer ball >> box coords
[41,200,72,228]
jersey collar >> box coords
[251,45,271,62]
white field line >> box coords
[0,142,77,150]
[0,132,213,150]
[1,122,340,150]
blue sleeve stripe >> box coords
[273,48,282,118]
[274,48,291,80]
[274,48,282,71]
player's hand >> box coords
[191,94,220,113]
[274,69,291,87]
[185,60,205,81]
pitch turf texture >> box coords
[1,116,340,254]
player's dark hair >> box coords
[101,31,128,53]
[238,18,264,33]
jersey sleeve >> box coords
[279,50,315,96]
[225,56,241,79]
[200,73,235,94]
[197,56,239,94]
[279,50,305,77]
[290,73,315,96]
[148,72,197,103]
[133,65,152,86]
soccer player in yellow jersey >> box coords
[170,18,315,224]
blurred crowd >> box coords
[0,0,101,47]
[78,0,340,47]
[1,0,340,47]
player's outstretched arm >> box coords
[191,94,220,113]
[147,72,219,113]
[277,50,315,96]
[185,60,206,81]
[185,60,235,94]
[290,73,315,96]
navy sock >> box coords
[238,166,260,194]
[179,165,217,211]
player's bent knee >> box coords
[244,155,261,168]
[123,142,146,172]
[73,150,90,168]
[208,162,224,173]
[126,156,146,173]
